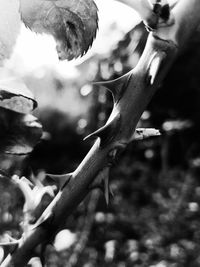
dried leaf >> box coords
[0,107,42,155]
[19,0,98,60]
[133,128,161,140]
[0,78,37,114]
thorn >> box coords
[147,52,166,85]
[89,167,113,205]
[0,234,20,247]
[46,173,72,190]
[133,128,161,140]
[84,111,121,147]
[0,241,19,247]
[108,148,118,166]
[93,71,132,102]
[31,176,71,229]
[103,168,110,205]
[103,167,114,205]
[30,209,53,230]
[89,168,108,191]
[30,191,62,229]
[4,234,19,242]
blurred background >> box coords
[1,0,200,266]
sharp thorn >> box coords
[30,209,53,230]
[102,167,110,205]
[110,187,114,199]
[89,167,112,205]
[5,234,19,243]
[89,168,108,192]
[104,177,109,205]
[84,112,121,147]
[30,191,62,229]
[83,125,104,142]
[46,173,72,189]
[0,241,19,247]
[92,71,132,102]
[88,177,103,191]
[104,177,114,205]
[147,52,166,85]
[0,234,20,247]
[108,148,118,166]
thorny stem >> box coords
[1,0,200,266]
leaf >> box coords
[0,107,42,155]
[19,0,98,60]
[0,77,37,114]
[132,128,161,140]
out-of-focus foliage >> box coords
[0,173,24,234]
[0,74,43,261]
[0,108,42,155]
[0,77,42,177]
[0,77,42,158]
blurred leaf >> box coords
[0,78,37,114]
[20,0,98,60]
[0,107,42,155]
